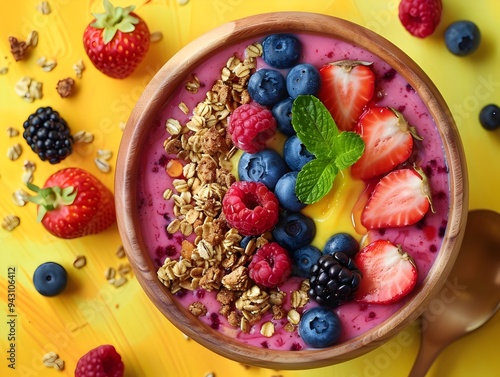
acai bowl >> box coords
[115,12,468,369]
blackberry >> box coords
[23,107,73,164]
[308,252,362,308]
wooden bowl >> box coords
[115,12,468,369]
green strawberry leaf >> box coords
[291,95,339,156]
[333,131,365,170]
[296,158,339,204]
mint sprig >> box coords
[292,95,365,204]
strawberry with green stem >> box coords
[83,0,150,79]
[26,168,116,239]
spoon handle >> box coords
[407,338,445,377]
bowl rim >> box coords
[115,11,468,369]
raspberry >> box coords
[222,181,279,236]
[227,102,276,153]
[398,0,442,38]
[75,344,124,377]
[248,242,292,288]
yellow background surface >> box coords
[1,0,499,376]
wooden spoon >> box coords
[408,209,500,377]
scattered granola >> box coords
[150,31,163,43]
[26,30,39,47]
[56,78,74,97]
[22,160,36,184]
[12,189,29,207]
[73,130,94,144]
[73,255,87,269]
[7,143,22,161]
[2,215,20,232]
[15,76,43,102]
[9,36,29,61]
[7,127,19,137]
[36,1,51,15]
[42,351,64,371]
[72,59,85,79]
[36,56,58,72]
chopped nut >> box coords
[26,30,39,47]
[73,130,94,144]
[2,215,20,231]
[9,36,28,61]
[7,127,19,137]
[73,255,87,269]
[36,1,51,14]
[56,77,74,97]
[150,31,163,43]
[7,144,22,160]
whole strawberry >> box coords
[27,168,116,239]
[75,344,124,377]
[83,0,150,79]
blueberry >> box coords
[323,233,360,258]
[274,171,306,212]
[283,135,315,171]
[292,245,322,278]
[248,69,287,107]
[238,149,288,190]
[240,235,255,250]
[444,21,481,56]
[298,307,342,348]
[262,34,302,69]
[272,211,315,251]
[286,64,321,99]
[272,98,295,136]
[479,104,500,131]
[33,262,68,297]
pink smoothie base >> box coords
[136,33,450,350]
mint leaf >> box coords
[291,95,338,156]
[333,131,365,170]
[296,158,338,204]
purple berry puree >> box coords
[136,33,450,350]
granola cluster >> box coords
[157,42,310,335]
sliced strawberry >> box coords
[355,239,418,304]
[361,167,433,229]
[351,107,421,180]
[317,60,375,131]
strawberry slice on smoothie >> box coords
[361,167,433,229]
[351,106,421,180]
[355,239,418,304]
[317,60,375,131]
